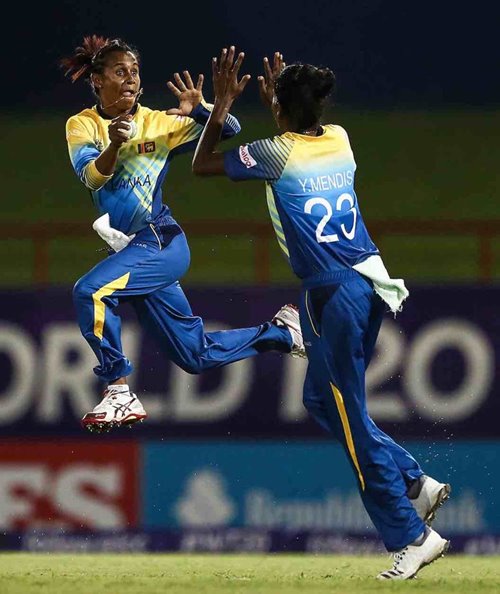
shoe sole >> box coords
[81,413,147,433]
[425,484,451,524]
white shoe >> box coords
[377,528,450,580]
[409,475,451,524]
[272,304,307,359]
[81,386,147,433]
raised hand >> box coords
[166,71,204,115]
[212,46,251,105]
[258,51,285,107]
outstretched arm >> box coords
[167,70,240,139]
[192,46,251,176]
[258,51,285,110]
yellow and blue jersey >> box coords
[66,102,240,234]
[223,125,379,281]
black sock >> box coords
[412,526,430,546]
[407,475,426,500]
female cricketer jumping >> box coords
[61,36,305,433]
[191,46,451,581]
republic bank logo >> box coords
[174,469,486,533]
[175,469,236,527]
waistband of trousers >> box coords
[302,268,359,289]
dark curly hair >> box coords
[275,63,336,131]
[60,35,140,91]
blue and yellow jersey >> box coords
[66,103,240,234]
[223,125,379,281]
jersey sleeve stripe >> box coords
[276,236,290,257]
[83,160,113,191]
[225,113,241,134]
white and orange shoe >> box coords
[81,386,147,433]
[272,303,307,359]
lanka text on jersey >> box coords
[66,103,240,235]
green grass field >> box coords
[1,553,499,594]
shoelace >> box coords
[103,389,127,402]
[393,549,407,568]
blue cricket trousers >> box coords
[300,270,425,551]
[73,224,292,382]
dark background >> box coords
[6,0,499,112]
[2,0,499,286]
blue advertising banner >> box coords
[142,441,499,537]
[0,285,498,439]
[1,440,499,554]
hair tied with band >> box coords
[60,35,111,83]
[275,62,336,131]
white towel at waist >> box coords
[353,255,409,314]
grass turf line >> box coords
[1,553,500,594]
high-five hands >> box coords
[212,46,251,105]
[258,51,285,107]
[166,71,205,116]
[167,49,284,112]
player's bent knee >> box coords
[72,277,92,304]
[177,356,204,375]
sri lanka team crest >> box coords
[138,141,156,154]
